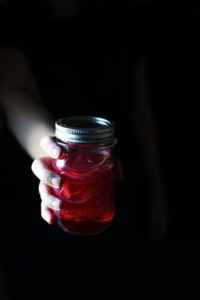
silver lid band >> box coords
[54,116,116,144]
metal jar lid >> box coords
[54,116,116,144]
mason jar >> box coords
[51,116,117,235]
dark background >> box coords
[0,1,200,299]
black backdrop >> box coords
[0,1,200,299]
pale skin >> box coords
[0,0,168,237]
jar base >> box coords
[55,218,113,236]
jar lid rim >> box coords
[55,116,116,144]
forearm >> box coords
[0,48,55,159]
[1,89,55,159]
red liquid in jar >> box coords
[52,145,116,235]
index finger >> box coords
[40,136,63,159]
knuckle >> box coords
[40,136,52,149]
[31,159,37,171]
[40,136,61,158]
[31,158,41,171]
[41,193,52,208]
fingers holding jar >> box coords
[31,156,61,188]
[40,136,63,159]
[31,136,64,224]
[39,181,63,210]
[39,181,62,224]
[40,202,55,225]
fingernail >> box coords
[51,148,61,158]
[52,177,61,188]
[52,199,62,210]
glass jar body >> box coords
[51,138,117,235]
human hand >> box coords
[31,136,64,224]
[31,136,124,225]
